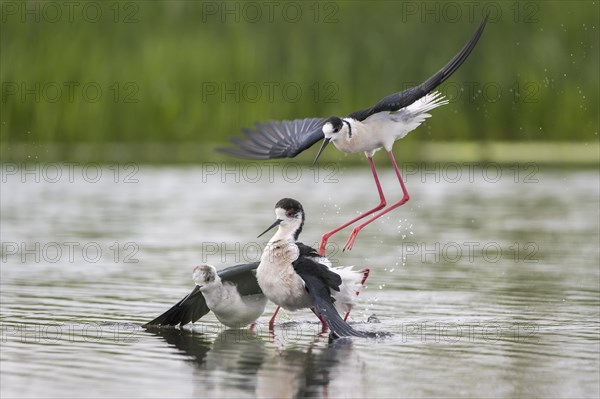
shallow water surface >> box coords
[1,164,599,398]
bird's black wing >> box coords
[217,118,326,159]
[218,261,262,296]
[296,242,320,259]
[144,285,210,328]
[144,262,261,328]
[293,257,366,338]
[347,15,488,121]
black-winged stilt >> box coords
[219,17,488,255]
[256,198,368,338]
[145,262,266,329]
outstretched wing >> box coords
[217,118,326,159]
[144,262,262,328]
[347,15,488,121]
[293,257,366,338]
[144,285,210,328]
[218,261,261,296]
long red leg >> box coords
[271,307,327,334]
[343,151,410,251]
[343,268,370,321]
[268,306,281,331]
[311,308,328,334]
[319,157,386,256]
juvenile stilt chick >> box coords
[193,264,267,328]
[145,262,266,329]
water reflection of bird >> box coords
[145,262,266,329]
[148,328,365,399]
[256,338,366,399]
[257,198,368,337]
[147,327,214,364]
[219,17,488,254]
[147,328,266,396]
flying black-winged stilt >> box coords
[219,17,488,255]
[145,262,266,329]
[256,198,368,338]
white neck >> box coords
[268,223,296,244]
[268,208,303,244]
[200,283,224,309]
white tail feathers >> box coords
[387,91,449,141]
[331,266,366,314]
[404,91,449,116]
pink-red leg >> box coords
[343,151,410,251]
[319,157,386,256]
[268,306,281,331]
[344,268,370,321]
[311,308,328,334]
[270,306,327,334]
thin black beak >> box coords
[257,219,282,238]
[313,138,331,166]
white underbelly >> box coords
[334,118,413,155]
[212,293,267,327]
[256,258,312,311]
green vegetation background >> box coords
[1,1,598,162]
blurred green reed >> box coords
[0,1,598,162]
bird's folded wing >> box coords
[218,118,326,159]
[293,256,341,293]
[347,15,488,121]
[144,285,210,328]
[300,272,367,338]
[296,242,320,258]
[293,257,365,338]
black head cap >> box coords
[275,198,305,240]
[275,198,303,214]
[324,116,344,133]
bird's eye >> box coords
[286,210,295,217]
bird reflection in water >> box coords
[147,328,366,398]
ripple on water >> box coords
[1,167,599,398]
